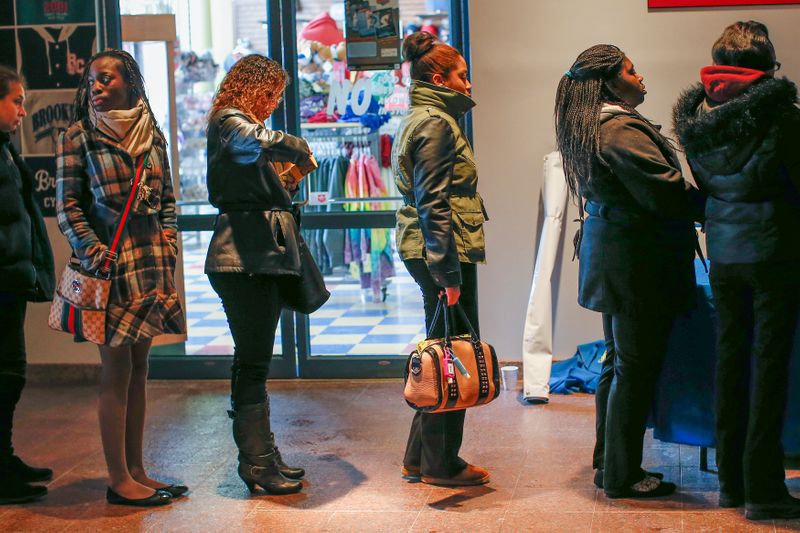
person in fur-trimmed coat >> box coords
[673,21,800,521]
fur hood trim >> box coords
[673,77,798,154]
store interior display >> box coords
[175,49,218,203]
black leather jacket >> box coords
[204,108,313,275]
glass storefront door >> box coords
[119,6,297,378]
[113,0,470,379]
[286,0,462,378]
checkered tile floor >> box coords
[181,233,426,357]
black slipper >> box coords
[604,476,676,499]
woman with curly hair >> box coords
[56,50,185,506]
[205,54,316,495]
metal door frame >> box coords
[105,0,472,379]
[274,0,472,378]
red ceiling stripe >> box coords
[650,0,800,7]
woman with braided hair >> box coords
[56,50,185,506]
[555,45,703,498]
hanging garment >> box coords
[304,156,334,274]
[363,154,395,301]
[522,152,569,402]
[324,155,350,269]
[343,154,395,302]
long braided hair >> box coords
[554,44,628,201]
[69,49,165,143]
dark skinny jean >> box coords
[0,296,27,459]
[402,259,479,478]
[208,273,283,409]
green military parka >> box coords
[391,81,487,288]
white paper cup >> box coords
[500,365,519,391]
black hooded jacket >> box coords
[673,77,800,264]
[0,132,54,301]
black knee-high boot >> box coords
[262,395,304,479]
[229,403,302,495]
[0,375,49,504]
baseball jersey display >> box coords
[17,25,96,90]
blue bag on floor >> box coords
[549,340,605,394]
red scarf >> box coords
[700,65,767,104]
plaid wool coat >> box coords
[56,122,185,346]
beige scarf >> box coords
[90,99,154,157]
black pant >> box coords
[600,312,674,493]
[208,273,283,409]
[593,314,615,471]
[402,259,478,478]
[710,261,799,504]
[0,297,27,459]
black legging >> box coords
[208,273,282,409]
[402,259,479,478]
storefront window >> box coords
[127,1,456,370]
[294,2,449,363]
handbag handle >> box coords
[97,151,150,279]
[428,293,480,345]
[437,294,475,379]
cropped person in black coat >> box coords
[0,65,55,505]
[555,45,703,498]
[205,55,317,496]
[673,21,800,521]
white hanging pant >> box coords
[522,151,569,402]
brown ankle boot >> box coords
[421,464,490,487]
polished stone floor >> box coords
[3,380,800,532]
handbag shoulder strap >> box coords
[98,152,149,277]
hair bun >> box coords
[402,31,436,63]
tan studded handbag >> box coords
[403,295,500,413]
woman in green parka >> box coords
[392,31,489,487]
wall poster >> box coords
[650,0,800,7]
[3,0,98,216]
[344,0,401,71]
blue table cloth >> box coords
[651,260,800,452]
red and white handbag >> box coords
[48,152,149,344]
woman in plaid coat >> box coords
[56,51,185,507]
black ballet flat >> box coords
[161,484,189,498]
[106,487,172,507]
